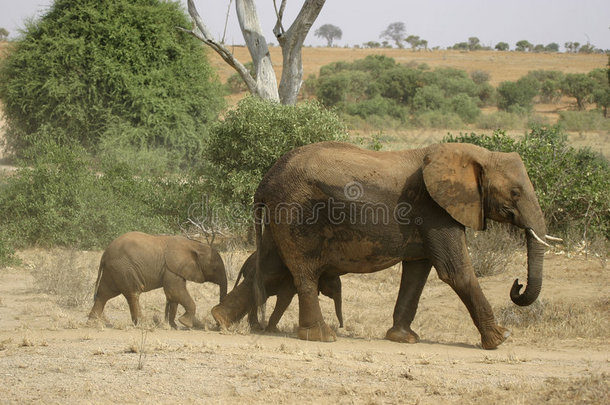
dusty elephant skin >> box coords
[88,232,227,329]
[232,252,343,332]
[213,141,548,349]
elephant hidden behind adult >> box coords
[88,232,227,328]
[212,141,549,349]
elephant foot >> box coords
[178,314,194,329]
[211,305,233,329]
[265,324,281,333]
[481,325,511,349]
[169,321,178,330]
[297,322,336,342]
[385,327,420,344]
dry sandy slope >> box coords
[0,250,608,404]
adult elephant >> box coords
[88,232,227,328]
[233,252,343,332]
[213,142,550,349]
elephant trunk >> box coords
[218,277,228,303]
[510,228,545,306]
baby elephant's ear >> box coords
[422,143,486,231]
[165,238,205,283]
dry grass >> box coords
[467,223,523,277]
[495,297,609,342]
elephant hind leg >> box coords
[266,288,295,333]
[125,293,142,326]
[163,275,198,329]
[88,282,119,325]
[386,259,432,344]
[293,271,336,342]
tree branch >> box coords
[181,0,257,95]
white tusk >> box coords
[527,229,552,248]
[545,235,563,242]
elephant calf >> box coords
[234,252,343,332]
[88,232,227,328]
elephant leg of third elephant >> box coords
[165,301,179,329]
[386,259,432,343]
[266,287,295,332]
[125,293,142,325]
[293,270,336,342]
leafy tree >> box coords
[452,42,469,50]
[565,41,581,53]
[533,44,545,53]
[0,27,8,40]
[314,24,342,47]
[497,76,540,112]
[495,42,509,51]
[405,35,421,51]
[362,41,381,48]
[578,43,596,54]
[544,42,560,52]
[592,88,610,117]
[515,40,533,52]
[380,22,407,48]
[468,37,482,51]
[561,73,596,110]
[0,0,224,160]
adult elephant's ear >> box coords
[165,238,205,283]
[422,143,486,231]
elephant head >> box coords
[165,238,228,302]
[423,143,547,306]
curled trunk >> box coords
[510,230,545,306]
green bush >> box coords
[561,73,596,110]
[204,97,348,210]
[0,135,205,254]
[497,76,540,112]
[0,0,224,162]
[450,93,480,123]
[444,126,610,242]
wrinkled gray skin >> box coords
[88,232,227,328]
[212,142,548,349]
[234,252,343,331]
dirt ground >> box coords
[0,248,608,404]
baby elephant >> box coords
[235,252,343,332]
[88,232,227,328]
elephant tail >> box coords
[253,202,267,326]
[92,260,104,302]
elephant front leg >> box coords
[386,259,431,344]
[211,280,254,328]
[294,275,336,342]
[423,226,510,349]
[164,300,179,329]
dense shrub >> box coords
[561,73,596,110]
[497,76,540,113]
[310,55,483,128]
[0,0,224,162]
[204,97,348,210]
[444,126,610,242]
[0,135,202,253]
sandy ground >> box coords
[0,248,608,404]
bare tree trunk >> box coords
[183,0,325,105]
[273,0,325,105]
[235,0,279,102]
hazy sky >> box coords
[1,0,609,51]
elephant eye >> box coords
[510,188,521,200]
